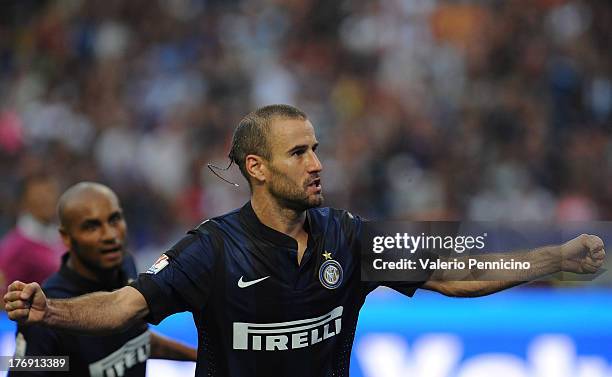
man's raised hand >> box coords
[3,281,48,324]
[561,234,606,274]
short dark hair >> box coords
[229,104,307,185]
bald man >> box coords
[9,182,196,377]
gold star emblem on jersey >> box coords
[322,251,332,260]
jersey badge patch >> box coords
[146,254,169,274]
[319,258,343,289]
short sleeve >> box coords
[8,326,62,377]
[130,227,219,325]
[357,218,433,297]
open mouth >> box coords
[101,246,122,255]
[307,178,322,192]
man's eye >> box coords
[109,214,122,224]
[293,149,305,156]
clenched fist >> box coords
[3,281,48,325]
[561,234,606,274]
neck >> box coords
[251,191,307,239]
[66,254,119,283]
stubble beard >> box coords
[267,167,324,212]
[70,238,124,273]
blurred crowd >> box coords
[0,0,610,256]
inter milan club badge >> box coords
[319,251,343,290]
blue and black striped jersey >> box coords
[132,202,423,377]
[11,253,149,377]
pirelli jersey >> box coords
[11,253,150,377]
[131,202,423,377]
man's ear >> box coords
[246,155,267,184]
[58,227,71,249]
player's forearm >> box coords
[43,287,148,335]
[431,244,561,282]
[150,332,197,361]
[426,245,561,297]
[473,244,561,281]
[425,280,525,297]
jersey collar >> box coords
[239,201,321,250]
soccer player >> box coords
[4,105,606,377]
[8,182,196,377]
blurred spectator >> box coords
[0,173,64,298]
[0,0,610,261]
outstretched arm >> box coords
[422,234,606,297]
[4,282,149,335]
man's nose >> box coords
[308,151,323,173]
[101,223,119,243]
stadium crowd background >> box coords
[0,0,610,261]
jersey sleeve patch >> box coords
[146,254,169,274]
